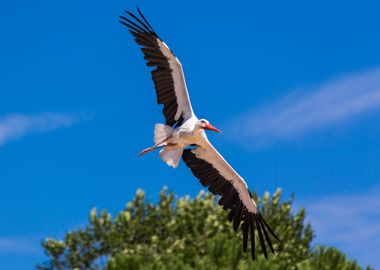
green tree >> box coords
[37,188,373,270]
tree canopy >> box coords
[37,188,372,270]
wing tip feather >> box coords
[120,8,157,37]
[247,211,278,260]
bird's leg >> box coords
[138,145,159,157]
[138,136,173,157]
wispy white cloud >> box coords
[0,112,91,146]
[0,237,39,254]
[226,67,380,146]
[305,185,380,269]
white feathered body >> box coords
[154,116,209,168]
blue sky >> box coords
[1,0,380,269]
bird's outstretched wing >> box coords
[182,140,280,260]
[120,7,194,127]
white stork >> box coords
[119,7,279,260]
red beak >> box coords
[204,123,222,133]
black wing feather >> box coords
[250,214,256,260]
[258,215,275,254]
[182,149,279,260]
[136,6,157,33]
[255,215,268,259]
[242,215,249,252]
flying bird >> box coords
[119,7,279,260]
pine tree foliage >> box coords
[37,188,373,270]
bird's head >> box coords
[196,119,222,133]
